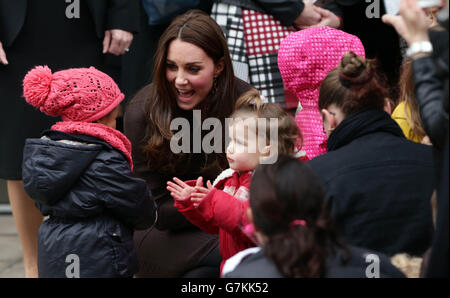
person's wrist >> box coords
[411,52,432,60]
[406,40,433,58]
[293,8,303,27]
[293,16,306,29]
[408,33,430,45]
[336,15,343,29]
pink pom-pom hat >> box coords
[278,27,365,159]
[23,66,124,122]
[22,66,133,169]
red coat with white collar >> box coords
[174,169,256,272]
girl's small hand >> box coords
[191,194,206,208]
[167,177,196,201]
[192,180,213,208]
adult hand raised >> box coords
[102,29,134,56]
[294,0,322,30]
[311,6,341,29]
[0,41,8,65]
[382,0,430,45]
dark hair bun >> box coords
[338,52,373,88]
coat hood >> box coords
[278,27,365,107]
[278,26,365,159]
[23,134,102,205]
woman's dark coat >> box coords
[307,109,435,256]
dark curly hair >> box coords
[250,155,349,277]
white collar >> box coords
[212,168,235,187]
[221,247,261,277]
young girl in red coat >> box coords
[167,89,303,273]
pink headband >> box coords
[290,219,307,227]
[243,219,307,236]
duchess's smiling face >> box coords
[166,39,224,110]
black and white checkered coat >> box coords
[212,1,303,108]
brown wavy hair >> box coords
[250,155,349,278]
[319,51,389,116]
[231,89,303,156]
[134,10,236,175]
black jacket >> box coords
[224,246,405,278]
[413,56,449,150]
[218,0,342,27]
[307,109,435,257]
[0,0,140,47]
[22,130,156,278]
[217,0,304,26]
[413,54,449,278]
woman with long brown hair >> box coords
[124,10,254,277]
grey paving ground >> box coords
[0,215,25,278]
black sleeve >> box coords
[94,152,157,230]
[0,0,27,46]
[425,134,449,278]
[107,0,140,33]
[253,0,305,27]
[413,56,449,150]
[146,179,196,231]
[124,91,195,231]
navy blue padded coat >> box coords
[22,130,156,278]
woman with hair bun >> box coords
[223,155,405,278]
[307,52,435,257]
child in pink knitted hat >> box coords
[278,27,365,159]
[21,66,156,277]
